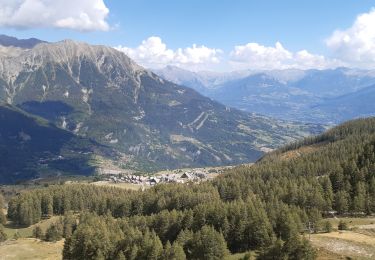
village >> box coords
[98,166,234,187]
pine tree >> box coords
[116,251,126,260]
[323,221,332,233]
[368,177,375,213]
[190,225,229,260]
[257,238,285,260]
[321,177,334,211]
[63,213,76,238]
[32,225,44,239]
[41,194,53,217]
[164,241,186,260]
[286,237,316,260]
[140,230,163,260]
[275,208,298,241]
[334,191,349,214]
[352,182,366,213]
[45,222,63,242]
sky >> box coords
[0,0,375,71]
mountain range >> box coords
[155,66,375,124]
[0,34,45,49]
[0,36,323,182]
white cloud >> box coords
[326,8,375,68]
[119,7,375,72]
[117,38,344,71]
[115,36,222,71]
[229,42,341,70]
[0,0,110,31]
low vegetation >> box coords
[0,238,64,260]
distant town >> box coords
[97,166,236,187]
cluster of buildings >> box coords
[155,170,209,184]
[106,174,147,185]
[101,169,214,186]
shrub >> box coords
[45,222,63,242]
[324,220,333,233]
[32,225,44,239]
[338,220,348,230]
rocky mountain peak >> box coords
[0,39,145,91]
[32,40,141,69]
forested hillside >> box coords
[0,104,115,183]
[6,117,375,259]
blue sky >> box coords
[109,0,374,53]
[1,0,375,71]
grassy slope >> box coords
[3,216,61,238]
[0,216,63,260]
[310,217,375,259]
[0,239,64,260]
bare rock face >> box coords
[0,38,323,171]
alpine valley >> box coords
[1,2,375,260]
[0,36,323,182]
[155,66,375,124]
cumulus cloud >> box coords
[229,42,341,70]
[115,36,222,71]
[0,0,110,31]
[119,7,375,71]
[326,8,375,68]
